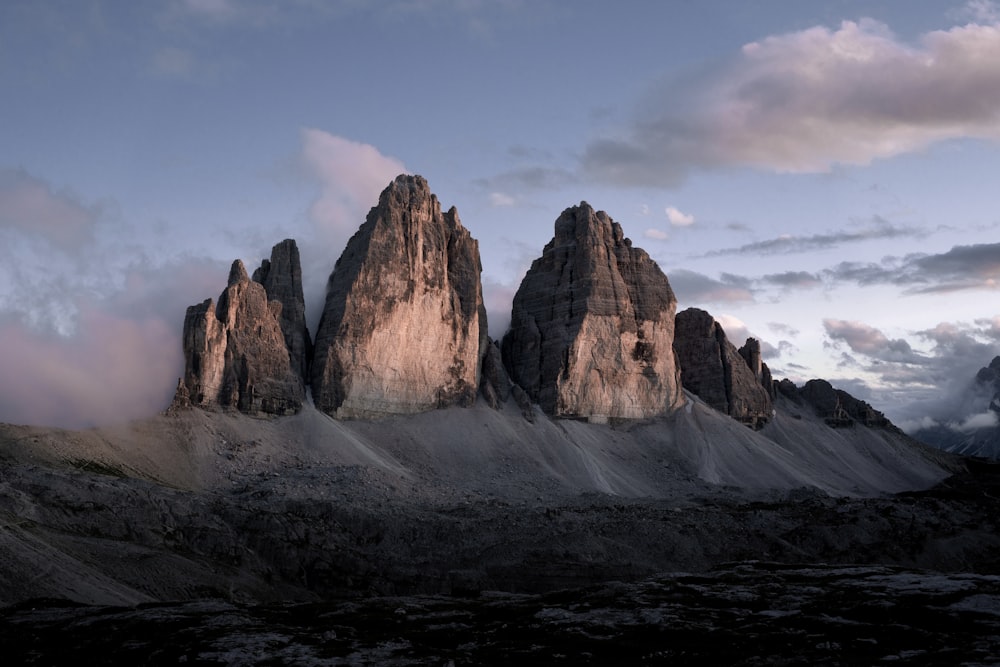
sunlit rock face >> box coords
[502,202,683,422]
[252,239,312,382]
[311,174,487,419]
[673,307,773,429]
[178,259,304,416]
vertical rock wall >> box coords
[252,239,312,381]
[310,174,488,419]
[673,307,773,429]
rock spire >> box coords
[673,308,773,429]
[252,239,312,381]
[176,252,305,417]
[501,202,683,422]
[310,174,488,419]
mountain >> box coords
[673,307,774,429]
[173,253,305,416]
[2,173,986,620]
[911,356,1000,458]
[502,202,683,422]
[310,174,487,419]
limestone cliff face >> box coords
[178,260,304,416]
[311,174,487,419]
[501,202,683,422]
[673,308,773,429]
[252,239,312,381]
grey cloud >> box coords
[761,271,822,289]
[768,321,800,338]
[823,319,927,365]
[668,269,755,306]
[826,242,1000,293]
[476,166,578,193]
[706,217,917,258]
[0,168,104,250]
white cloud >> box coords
[300,128,407,251]
[489,192,516,207]
[643,228,668,241]
[665,206,694,227]
[584,16,1000,185]
[638,204,651,216]
[955,410,999,431]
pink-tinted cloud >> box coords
[584,16,1000,184]
[0,256,227,428]
[0,307,181,428]
[0,168,101,250]
[300,128,407,252]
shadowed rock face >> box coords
[252,239,312,382]
[791,378,893,429]
[502,202,683,422]
[311,174,487,419]
[177,260,304,416]
[673,308,772,429]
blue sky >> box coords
[4,0,1000,428]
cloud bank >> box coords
[583,16,1000,185]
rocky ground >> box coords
[1,400,998,662]
[4,561,1000,665]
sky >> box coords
[4,0,1000,430]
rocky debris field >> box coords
[4,561,1000,665]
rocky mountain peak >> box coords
[228,259,249,286]
[173,242,309,417]
[311,174,487,419]
[502,202,682,422]
[673,307,773,429]
[252,239,312,381]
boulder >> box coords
[501,202,683,422]
[311,174,488,419]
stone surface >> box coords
[480,338,512,410]
[501,202,683,422]
[786,378,894,429]
[252,239,312,381]
[176,259,304,416]
[739,337,776,400]
[673,308,773,429]
[311,174,487,418]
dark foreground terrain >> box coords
[3,460,1000,665]
[3,405,1000,663]
[4,561,1000,665]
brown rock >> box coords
[311,174,487,419]
[177,260,304,416]
[501,202,683,422]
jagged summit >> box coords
[673,307,774,429]
[502,202,683,422]
[252,239,312,381]
[310,174,488,419]
[175,248,305,417]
